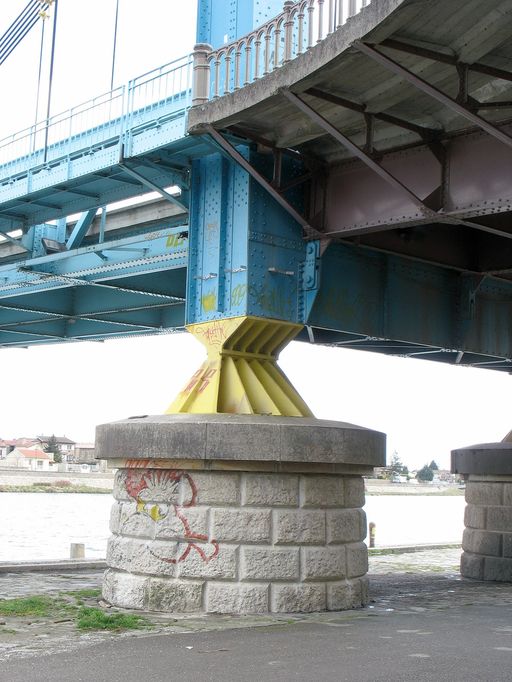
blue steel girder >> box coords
[196,0,285,50]
[305,241,512,367]
[66,209,97,250]
[187,146,311,325]
[0,226,189,347]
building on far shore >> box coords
[2,447,57,471]
[0,438,38,458]
[36,435,76,460]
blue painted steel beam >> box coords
[187,147,308,325]
[66,209,97,250]
[308,242,512,363]
[196,0,284,49]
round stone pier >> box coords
[452,433,512,582]
[95,414,385,614]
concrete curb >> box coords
[369,543,461,555]
[0,559,107,573]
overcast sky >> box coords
[0,0,511,470]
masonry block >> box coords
[206,582,269,614]
[271,583,326,613]
[156,506,209,540]
[193,472,241,506]
[243,473,299,507]
[103,568,149,610]
[502,533,512,558]
[462,528,502,557]
[460,551,484,580]
[107,536,178,577]
[274,510,326,545]
[464,504,486,530]
[466,482,503,506]
[302,546,346,580]
[147,578,204,612]
[109,503,122,534]
[327,509,366,544]
[344,477,365,508]
[301,475,344,508]
[483,556,512,582]
[212,508,271,543]
[346,542,368,578]
[177,543,238,579]
[241,547,300,581]
[485,507,512,532]
[327,577,369,610]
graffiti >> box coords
[166,234,186,248]
[249,284,293,317]
[195,320,228,347]
[206,221,218,243]
[231,283,247,307]
[123,468,219,565]
[201,291,217,312]
[183,367,217,395]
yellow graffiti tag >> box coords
[201,292,217,312]
[166,234,186,248]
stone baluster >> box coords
[307,0,315,48]
[283,1,295,63]
[191,43,212,107]
[336,0,344,28]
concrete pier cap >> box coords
[452,432,512,582]
[96,414,385,614]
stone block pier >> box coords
[452,431,512,582]
[95,414,385,614]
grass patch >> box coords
[0,590,153,634]
[0,595,54,617]
[76,607,151,631]
[63,588,101,599]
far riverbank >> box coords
[0,468,114,491]
[0,471,465,496]
[365,480,464,496]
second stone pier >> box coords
[95,414,385,614]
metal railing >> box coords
[0,0,370,175]
[0,55,192,174]
[192,0,372,105]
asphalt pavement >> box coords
[1,549,512,681]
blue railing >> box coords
[0,54,193,179]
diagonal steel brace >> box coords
[353,41,512,151]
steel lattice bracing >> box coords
[1,0,512,374]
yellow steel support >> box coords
[166,316,313,416]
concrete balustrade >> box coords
[191,0,373,104]
[96,414,385,614]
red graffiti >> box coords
[123,468,218,565]
[183,368,217,395]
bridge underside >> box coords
[1,0,512,373]
[187,0,512,371]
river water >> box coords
[0,493,466,561]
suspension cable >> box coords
[110,0,120,90]
[0,1,50,66]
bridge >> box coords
[2,0,512,611]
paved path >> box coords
[1,548,512,681]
